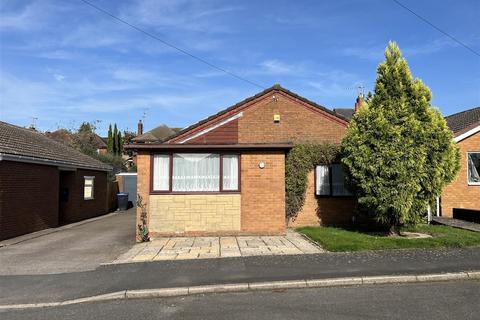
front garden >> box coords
[297,225,480,252]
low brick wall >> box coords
[149,194,241,235]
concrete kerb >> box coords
[1,271,479,310]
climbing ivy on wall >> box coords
[285,143,340,221]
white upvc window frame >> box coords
[84,176,95,200]
[467,152,480,186]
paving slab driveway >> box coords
[113,230,324,263]
[0,209,135,275]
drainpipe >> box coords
[436,197,440,217]
[427,205,432,224]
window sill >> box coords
[315,194,355,198]
[150,191,241,195]
[84,198,95,200]
[467,183,480,186]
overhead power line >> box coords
[78,0,266,89]
[392,0,480,58]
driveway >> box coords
[0,209,135,275]
[112,230,324,263]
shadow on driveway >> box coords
[0,209,135,275]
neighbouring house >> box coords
[132,122,182,144]
[441,107,480,219]
[0,121,112,240]
[125,84,358,239]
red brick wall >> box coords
[238,92,347,144]
[442,132,480,217]
[136,151,151,241]
[0,161,59,240]
[170,89,348,145]
[241,152,286,234]
[59,169,108,224]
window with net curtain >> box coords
[468,152,480,185]
[152,153,239,192]
[315,164,351,196]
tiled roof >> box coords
[445,107,480,134]
[132,124,178,143]
[158,84,349,144]
[0,121,111,171]
[333,108,355,120]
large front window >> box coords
[468,152,480,185]
[152,153,239,192]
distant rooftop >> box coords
[0,122,111,171]
[132,124,181,143]
[333,108,355,120]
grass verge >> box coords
[297,224,480,252]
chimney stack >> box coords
[354,94,364,112]
[137,120,143,136]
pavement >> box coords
[2,281,479,319]
[1,246,480,306]
[433,216,480,232]
[113,230,323,263]
[0,208,136,275]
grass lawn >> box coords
[297,224,480,252]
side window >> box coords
[315,164,351,196]
[315,165,330,196]
[468,152,480,185]
[84,176,95,200]
[332,164,352,196]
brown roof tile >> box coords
[445,107,480,134]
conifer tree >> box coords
[117,130,123,155]
[113,124,118,155]
[107,124,113,154]
[341,42,460,234]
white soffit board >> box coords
[454,125,480,143]
[178,112,243,144]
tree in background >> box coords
[113,124,119,155]
[116,130,123,155]
[107,124,113,154]
[123,130,136,156]
[72,122,98,156]
[341,42,460,234]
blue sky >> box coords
[0,0,479,136]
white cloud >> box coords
[53,74,65,82]
[121,0,242,33]
[259,60,300,75]
[342,38,463,61]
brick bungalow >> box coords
[441,107,480,219]
[126,85,358,238]
[0,121,112,240]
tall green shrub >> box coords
[117,130,123,155]
[107,124,113,154]
[113,124,118,155]
[341,42,460,234]
[285,143,339,221]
